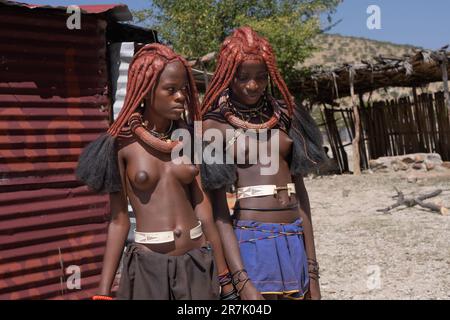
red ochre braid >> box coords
[201,26,295,117]
[108,43,200,138]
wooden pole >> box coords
[440,54,450,122]
[412,86,427,152]
[322,104,339,172]
[349,67,361,175]
[358,93,368,170]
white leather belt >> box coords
[134,221,203,244]
[236,183,296,200]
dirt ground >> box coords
[305,170,450,300]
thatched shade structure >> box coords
[294,47,450,105]
[294,46,450,174]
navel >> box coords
[174,228,182,237]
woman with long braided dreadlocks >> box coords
[76,43,236,300]
[201,27,327,300]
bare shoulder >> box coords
[116,136,137,161]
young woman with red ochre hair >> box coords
[76,43,236,300]
[201,27,327,300]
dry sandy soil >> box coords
[305,170,450,300]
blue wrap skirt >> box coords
[233,218,309,299]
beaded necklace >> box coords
[229,96,269,124]
[128,112,179,153]
[219,89,280,130]
[142,118,174,140]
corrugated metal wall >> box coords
[0,6,110,299]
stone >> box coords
[424,154,443,172]
[442,162,450,170]
[407,175,417,183]
[391,160,409,171]
[369,157,390,172]
[425,153,443,165]
[371,153,445,173]
[401,156,415,164]
[425,161,435,171]
[414,154,426,163]
[369,159,386,170]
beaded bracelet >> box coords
[308,259,320,271]
[220,289,240,300]
[92,295,113,301]
[231,269,248,283]
[231,269,250,294]
[236,278,250,294]
[307,258,320,280]
[218,269,233,287]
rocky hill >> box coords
[302,33,420,68]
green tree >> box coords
[133,0,341,85]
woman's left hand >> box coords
[305,277,321,300]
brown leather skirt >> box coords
[116,243,220,300]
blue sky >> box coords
[327,0,449,49]
[24,0,449,49]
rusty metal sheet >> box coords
[0,3,117,300]
[0,0,132,21]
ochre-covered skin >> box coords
[201,27,295,117]
[201,27,322,300]
[94,44,232,298]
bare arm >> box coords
[97,152,130,296]
[201,119,263,300]
[207,187,264,300]
[293,174,321,299]
[191,173,236,296]
[191,174,228,272]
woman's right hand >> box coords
[238,281,265,300]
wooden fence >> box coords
[322,91,450,173]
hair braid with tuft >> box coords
[109,43,200,136]
[201,27,294,116]
[76,43,201,194]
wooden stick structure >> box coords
[349,67,361,175]
[439,51,450,123]
[377,187,449,215]
[297,45,450,104]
